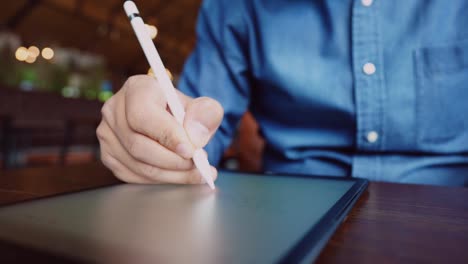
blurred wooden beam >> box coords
[6,0,41,29]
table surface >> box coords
[0,163,467,263]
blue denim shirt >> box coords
[178,0,468,186]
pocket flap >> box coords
[419,41,468,75]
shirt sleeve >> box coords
[177,0,251,166]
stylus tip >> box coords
[193,149,216,190]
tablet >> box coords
[0,171,368,263]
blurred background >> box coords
[0,0,263,172]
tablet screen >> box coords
[0,171,361,263]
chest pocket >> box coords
[414,41,468,150]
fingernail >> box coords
[175,143,193,159]
[186,120,210,147]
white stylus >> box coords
[124,1,215,189]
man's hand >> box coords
[97,75,224,184]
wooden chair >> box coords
[1,88,102,169]
[221,112,264,172]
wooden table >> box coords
[0,163,467,263]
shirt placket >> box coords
[351,0,385,180]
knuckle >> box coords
[124,75,140,89]
[127,135,150,162]
[158,126,177,148]
[175,158,192,171]
[101,97,118,126]
[187,170,201,184]
[139,164,159,179]
[101,96,115,115]
[126,104,146,132]
[126,134,142,158]
[101,152,115,171]
[101,100,112,120]
[96,123,106,141]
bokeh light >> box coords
[166,68,173,81]
[15,47,29,61]
[98,90,114,102]
[25,55,37,63]
[146,24,158,39]
[147,68,173,81]
[28,46,40,57]
[147,67,154,77]
[41,47,54,60]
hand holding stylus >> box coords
[97,75,223,185]
[97,75,223,184]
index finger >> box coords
[123,75,195,158]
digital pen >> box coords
[123,0,215,189]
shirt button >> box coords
[366,131,379,143]
[363,62,376,75]
[361,0,373,7]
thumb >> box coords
[184,97,224,148]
